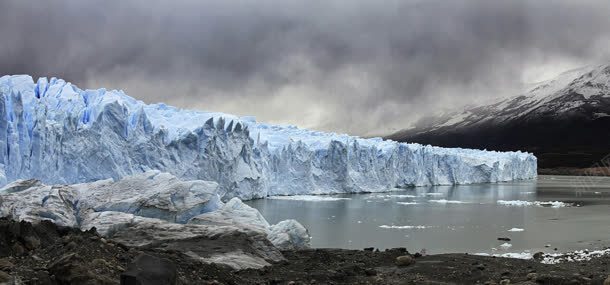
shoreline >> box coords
[539,167,610,177]
[2,218,609,284]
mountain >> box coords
[0,75,536,199]
[387,64,610,169]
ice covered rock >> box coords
[0,172,311,267]
[79,211,138,236]
[188,198,270,231]
[268,219,310,250]
[109,215,284,270]
[189,198,311,249]
[74,171,222,223]
[0,172,223,228]
[0,75,536,200]
[0,181,78,227]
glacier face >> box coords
[0,75,537,200]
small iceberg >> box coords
[267,195,351,202]
[379,225,429,229]
[429,199,466,204]
[497,200,572,208]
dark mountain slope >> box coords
[387,64,610,168]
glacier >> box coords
[0,171,311,267]
[0,75,537,200]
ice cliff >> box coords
[0,75,537,200]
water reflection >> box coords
[246,176,610,254]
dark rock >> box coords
[364,268,377,276]
[0,271,10,283]
[526,272,537,280]
[47,253,90,282]
[533,252,545,261]
[47,253,99,284]
[121,253,177,285]
[395,255,415,267]
[536,274,566,284]
[24,235,41,250]
[65,241,78,250]
[0,258,14,271]
[363,247,374,252]
[413,252,422,258]
[476,264,486,271]
[497,237,511,242]
[11,243,24,255]
[387,247,407,253]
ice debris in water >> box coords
[267,195,351,201]
[397,202,419,205]
[476,249,610,264]
[379,225,430,229]
[429,199,466,204]
[507,228,525,232]
[497,200,573,208]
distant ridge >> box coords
[387,64,610,168]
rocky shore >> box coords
[2,218,610,285]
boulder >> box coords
[121,254,177,285]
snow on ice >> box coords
[0,75,537,200]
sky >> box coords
[1,0,610,136]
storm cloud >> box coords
[1,0,609,135]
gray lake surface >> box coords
[246,175,610,255]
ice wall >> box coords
[0,75,537,200]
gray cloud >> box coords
[1,0,609,135]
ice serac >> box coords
[0,75,537,199]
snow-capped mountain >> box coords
[0,75,536,199]
[387,64,610,168]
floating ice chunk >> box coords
[397,202,419,205]
[389,194,418,198]
[429,199,466,204]
[379,225,429,229]
[500,243,513,249]
[475,252,532,259]
[267,195,351,202]
[508,228,525,232]
[497,200,572,208]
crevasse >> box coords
[0,75,537,200]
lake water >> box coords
[246,175,610,255]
